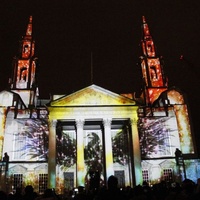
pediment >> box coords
[9,164,27,173]
[49,85,136,106]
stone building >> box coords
[0,16,198,194]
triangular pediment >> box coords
[49,84,136,106]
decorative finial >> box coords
[29,16,32,23]
[26,16,32,36]
[142,16,146,24]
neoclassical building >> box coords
[0,16,198,194]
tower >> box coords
[10,16,39,108]
[140,16,168,105]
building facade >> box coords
[0,16,199,194]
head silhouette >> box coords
[107,175,118,190]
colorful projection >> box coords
[56,130,76,169]
[112,128,132,187]
[4,118,49,161]
[54,121,135,190]
[112,129,130,166]
[138,108,180,159]
[0,108,7,160]
[84,131,104,189]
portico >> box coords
[47,84,142,189]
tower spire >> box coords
[142,16,150,37]
[141,16,155,57]
[10,16,38,107]
[140,16,167,105]
[25,16,33,38]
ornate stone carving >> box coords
[76,119,84,129]
[103,118,111,127]
[49,119,57,127]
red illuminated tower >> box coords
[140,16,168,105]
[10,16,39,107]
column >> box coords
[76,119,85,187]
[48,119,57,189]
[103,118,114,180]
[130,118,143,186]
[0,108,7,160]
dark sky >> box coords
[0,0,200,150]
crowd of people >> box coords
[0,176,200,200]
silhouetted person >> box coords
[13,187,22,200]
[175,179,195,200]
[193,178,200,200]
[3,152,9,171]
[39,188,59,200]
[97,175,126,200]
[175,148,182,165]
[22,185,36,200]
[74,186,87,200]
[89,170,100,190]
[0,190,7,200]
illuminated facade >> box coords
[0,16,199,194]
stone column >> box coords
[103,118,114,180]
[0,107,7,160]
[130,118,142,186]
[48,119,57,189]
[76,119,85,187]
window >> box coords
[150,66,157,80]
[13,174,23,190]
[142,169,149,183]
[163,169,173,182]
[64,172,74,190]
[39,174,48,194]
[114,170,125,188]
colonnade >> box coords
[48,117,142,188]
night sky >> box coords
[0,1,200,153]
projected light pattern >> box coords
[0,108,7,160]
[56,130,76,169]
[174,104,194,153]
[167,90,194,154]
[112,129,129,166]
[140,17,168,105]
[147,88,167,105]
[84,131,104,188]
[0,15,198,193]
[4,119,49,161]
[139,116,175,158]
